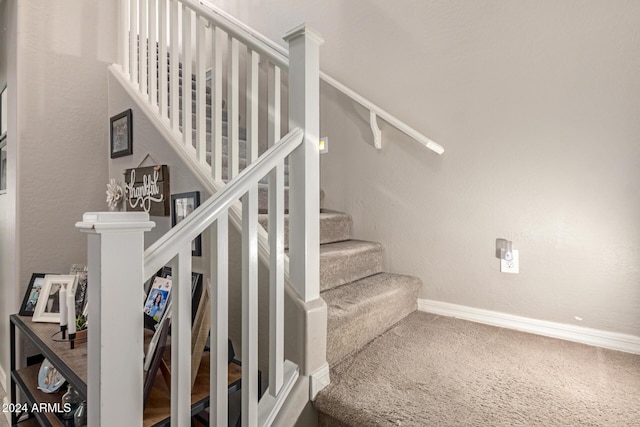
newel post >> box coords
[284,24,324,303]
[76,212,155,426]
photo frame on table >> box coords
[70,264,88,316]
[171,191,201,256]
[32,275,79,323]
[110,109,133,158]
[159,266,203,324]
[19,273,47,316]
[143,277,172,322]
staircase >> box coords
[93,1,443,425]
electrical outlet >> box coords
[500,249,519,274]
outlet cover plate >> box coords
[501,249,519,274]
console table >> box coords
[9,314,248,426]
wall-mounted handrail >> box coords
[143,128,303,278]
[198,1,445,155]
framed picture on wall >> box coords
[171,191,202,256]
[110,109,133,158]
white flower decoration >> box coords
[106,179,124,210]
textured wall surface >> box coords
[208,0,640,335]
[0,0,117,377]
[16,0,116,288]
[0,0,18,384]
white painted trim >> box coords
[418,299,640,355]
[309,362,330,401]
[258,360,299,427]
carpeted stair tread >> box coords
[320,240,383,292]
[257,209,352,250]
[315,311,640,426]
[321,272,421,366]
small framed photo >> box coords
[171,191,202,256]
[159,266,203,323]
[110,109,133,158]
[70,264,88,316]
[32,275,79,323]
[143,276,172,323]
[19,274,47,316]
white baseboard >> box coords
[309,362,330,401]
[418,299,640,355]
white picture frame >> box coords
[32,275,78,323]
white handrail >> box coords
[198,1,444,155]
[143,128,304,279]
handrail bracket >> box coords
[370,111,382,150]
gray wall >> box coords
[0,0,17,386]
[209,0,640,336]
[0,0,117,379]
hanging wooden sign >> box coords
[123,165,170,216]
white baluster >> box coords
[148,0,157,106]
[268,164,285,397]
[139,0,148,96]
[210,212,229,427]
[170,245,192,427]
[228,37,239,178]
[182,6,193,147]
[268,62,284,397]
[76,212,155,427]
[120,0,130,76]
[129,0,138,86]
[169,0,179,130]
[242,185,259,426]
[196,17,207,163]
[159,0,168,119]
[246,49,259,164]
[284,25,324,302]
[212,27,224,181]
[267,63,281,149]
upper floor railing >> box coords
[197,1,444,155]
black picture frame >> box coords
[19,273,47,316]
[110,109,133,158]
[171,191,202,256]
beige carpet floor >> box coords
[315,311,640,426]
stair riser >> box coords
[257,210,352,249]
[318,413,350,427]
[256,188,325,216]
[324,275,421,366]
[320,242,383,292]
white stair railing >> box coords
[78,129,310,427]
[81,0,324,425]
[119,0,294,181]
[197,1,444,155]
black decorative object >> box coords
[171,191,202,256]
[19,273,47,316]
[110,109,133,158]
